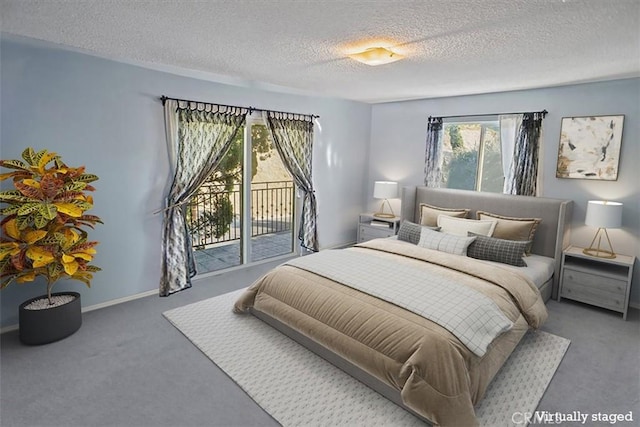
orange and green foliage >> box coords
[0,148,103,304]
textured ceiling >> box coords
[1,0,639,103]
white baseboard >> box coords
[1,251,306,335]
[82,289,159,313]
[322,241,356,250]
[1,288,159,335]
[0,246,352,335]
[1,252,306,335]
[3,259,636,334]
[1,324,19,334]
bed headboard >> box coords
[400,186,573,299]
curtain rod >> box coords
[160,95,320,119]
[429,109,547,121]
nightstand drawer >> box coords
[562,268,627,295]
[561,272,626,312]
[358,225,394,241]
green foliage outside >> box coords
[187,196,233,242]
[448,125,464,152]
[210,123,271,190]
[443,123,503,193]
[187,124,273,245]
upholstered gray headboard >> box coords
[401,186,573,299]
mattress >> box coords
[475,254,555,289]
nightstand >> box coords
[558,245,635,320]
[357,214,400,243]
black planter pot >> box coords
[19,292,82,345]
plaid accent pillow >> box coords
[418,228,476,255]
[467,232,530,267]
[397,221,440,245]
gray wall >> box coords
[368,78,640,305]
[0,36,372,328]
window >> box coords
[441,120,503,193]
[187,115,296,273]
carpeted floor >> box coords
[1,258,639,427]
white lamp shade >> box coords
[373,181,398,199]
[585,200,622,228]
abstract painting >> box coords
[556,115,624,180]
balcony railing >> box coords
[187,181,294,249]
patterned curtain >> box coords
[424,117,444,187]
[263,111,318,252]
[499,114,523,193]
[160,102,248,296]
[504,112,545,196]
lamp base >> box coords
[583,228,617,259]
[374,199,395,219]
[582,247,617,259]
[373,212,395,219]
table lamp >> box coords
[373,181,398,218]
[583,200,623,259]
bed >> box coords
[234,186,572,426]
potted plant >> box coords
[0,148,102,345]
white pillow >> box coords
[418,227,477,256]
[437,215,497,237]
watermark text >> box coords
[512,410,634,425]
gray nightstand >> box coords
[357,214,400,243]
[558,245,635,320]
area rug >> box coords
[164,289,570,427]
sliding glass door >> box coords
[188,116,295,273]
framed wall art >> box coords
[556,115,624,180]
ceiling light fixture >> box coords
[348,47,404,66]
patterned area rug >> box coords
[164,289,570,427]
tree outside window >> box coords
[187,124,273,245]
[441,121,502,193]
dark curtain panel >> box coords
[424,117,444,187]
[264,112,318,252]
[505,112,545,196]
[160,103,248,296]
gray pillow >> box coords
[397,221,422,244]
[397,221,440,245]
[467,232,530,267]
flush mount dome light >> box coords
[348,47,404,66]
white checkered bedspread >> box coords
[285,249,513,357]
